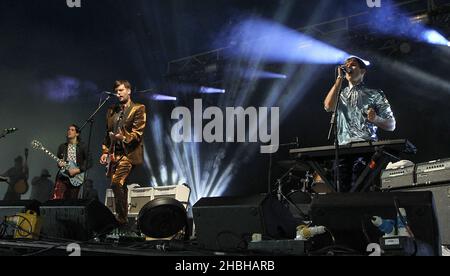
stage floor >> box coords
[1,239,448,256]
[0,239,213,256]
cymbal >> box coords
[277,160,309,172]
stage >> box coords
[1,0,450,258]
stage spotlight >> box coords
[151,94,177,101]
[421,30,450,47]
[367,3,450,48]
[137,197,188,239]
[199,86,226,94]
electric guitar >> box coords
[31,140,85,187]
[105,137,116,177]
[105,110,126,177]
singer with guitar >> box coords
[323,56,397,192]
[100,80,147,225]
[52,124,90,200]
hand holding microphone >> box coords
[339,65,353,74]
[337,65,345,80]
[337,65,353,80]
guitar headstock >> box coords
[5,128,18,135]
[31,140,43,150]
[0,128,18,139]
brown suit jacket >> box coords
[102,101,147,165]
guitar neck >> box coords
[39,147,60,163]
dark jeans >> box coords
[333,157,368,192]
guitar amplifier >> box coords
[416,159,450,186]
[128,184,191,217]
[105,189,116,215]
[381,165,415,190]
[104,184,140,215]
[128,187,154,217]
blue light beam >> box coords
[222,18,350,64]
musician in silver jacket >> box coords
[324,56,396,145]
[324,56,396,191]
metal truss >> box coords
[167,0,450,83]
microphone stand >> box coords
[273,166,308,219]
[267,137,299,195]
[327,75,344,193]
[79,94,113,190]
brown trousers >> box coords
[110,155,133,224]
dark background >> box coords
[0,0,449,204]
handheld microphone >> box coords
[339,65,353,74]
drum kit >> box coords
[275,160,334,201]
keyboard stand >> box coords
[350,147,401,192]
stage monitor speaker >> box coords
[397,183,450,246]
[40,199,117,241]
[192,194,298,252]
[311,192,441,256]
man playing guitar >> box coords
[52,124,90,200]
[100,80,147,225]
